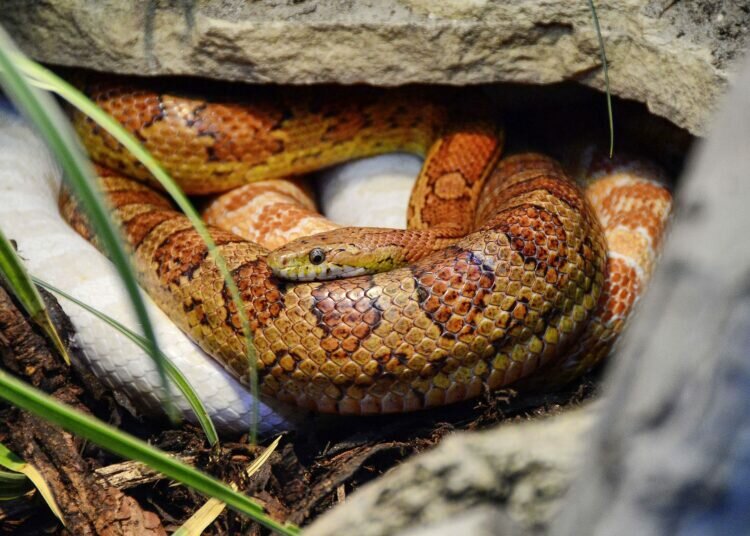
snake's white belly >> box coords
[317,153,421,229]
[0,112,297,434]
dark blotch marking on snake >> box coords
[222,258,285,334]
[413,247,496,338]
[125,210,177,250]
[493,204,569,274]
[311,275,383,356]
[153,227,244,285]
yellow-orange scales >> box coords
[63,75,671,414]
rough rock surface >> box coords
[305,405,597,536]
[1,1,748,135]
[552,46,750,536]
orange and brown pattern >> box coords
[527,154,673,387]
[201,178,339,249]
[73,78,445,195]
[64,76,671,414]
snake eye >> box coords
[308,248,326,265]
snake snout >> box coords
[267,240,378,281]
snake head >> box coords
[266,228,410,281]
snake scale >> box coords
[61,76,672,415]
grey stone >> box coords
[304,404,597,536]
[398,507,523,536]
[1,1,748,135]
[552,47,750,536]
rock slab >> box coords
[305,405,597,536]
[1,1,749,134]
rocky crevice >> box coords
[1,1,748,134]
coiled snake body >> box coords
[63,77,671,415]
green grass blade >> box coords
[0,227,71,365]
[33,277,219,446]
[14,56,261,442]
[0,469,32,500]
[0,442,65,522]
[0,370,300,535]
[587,0,614,157]
[0,25,176,421]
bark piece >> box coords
[0,284,166,535]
